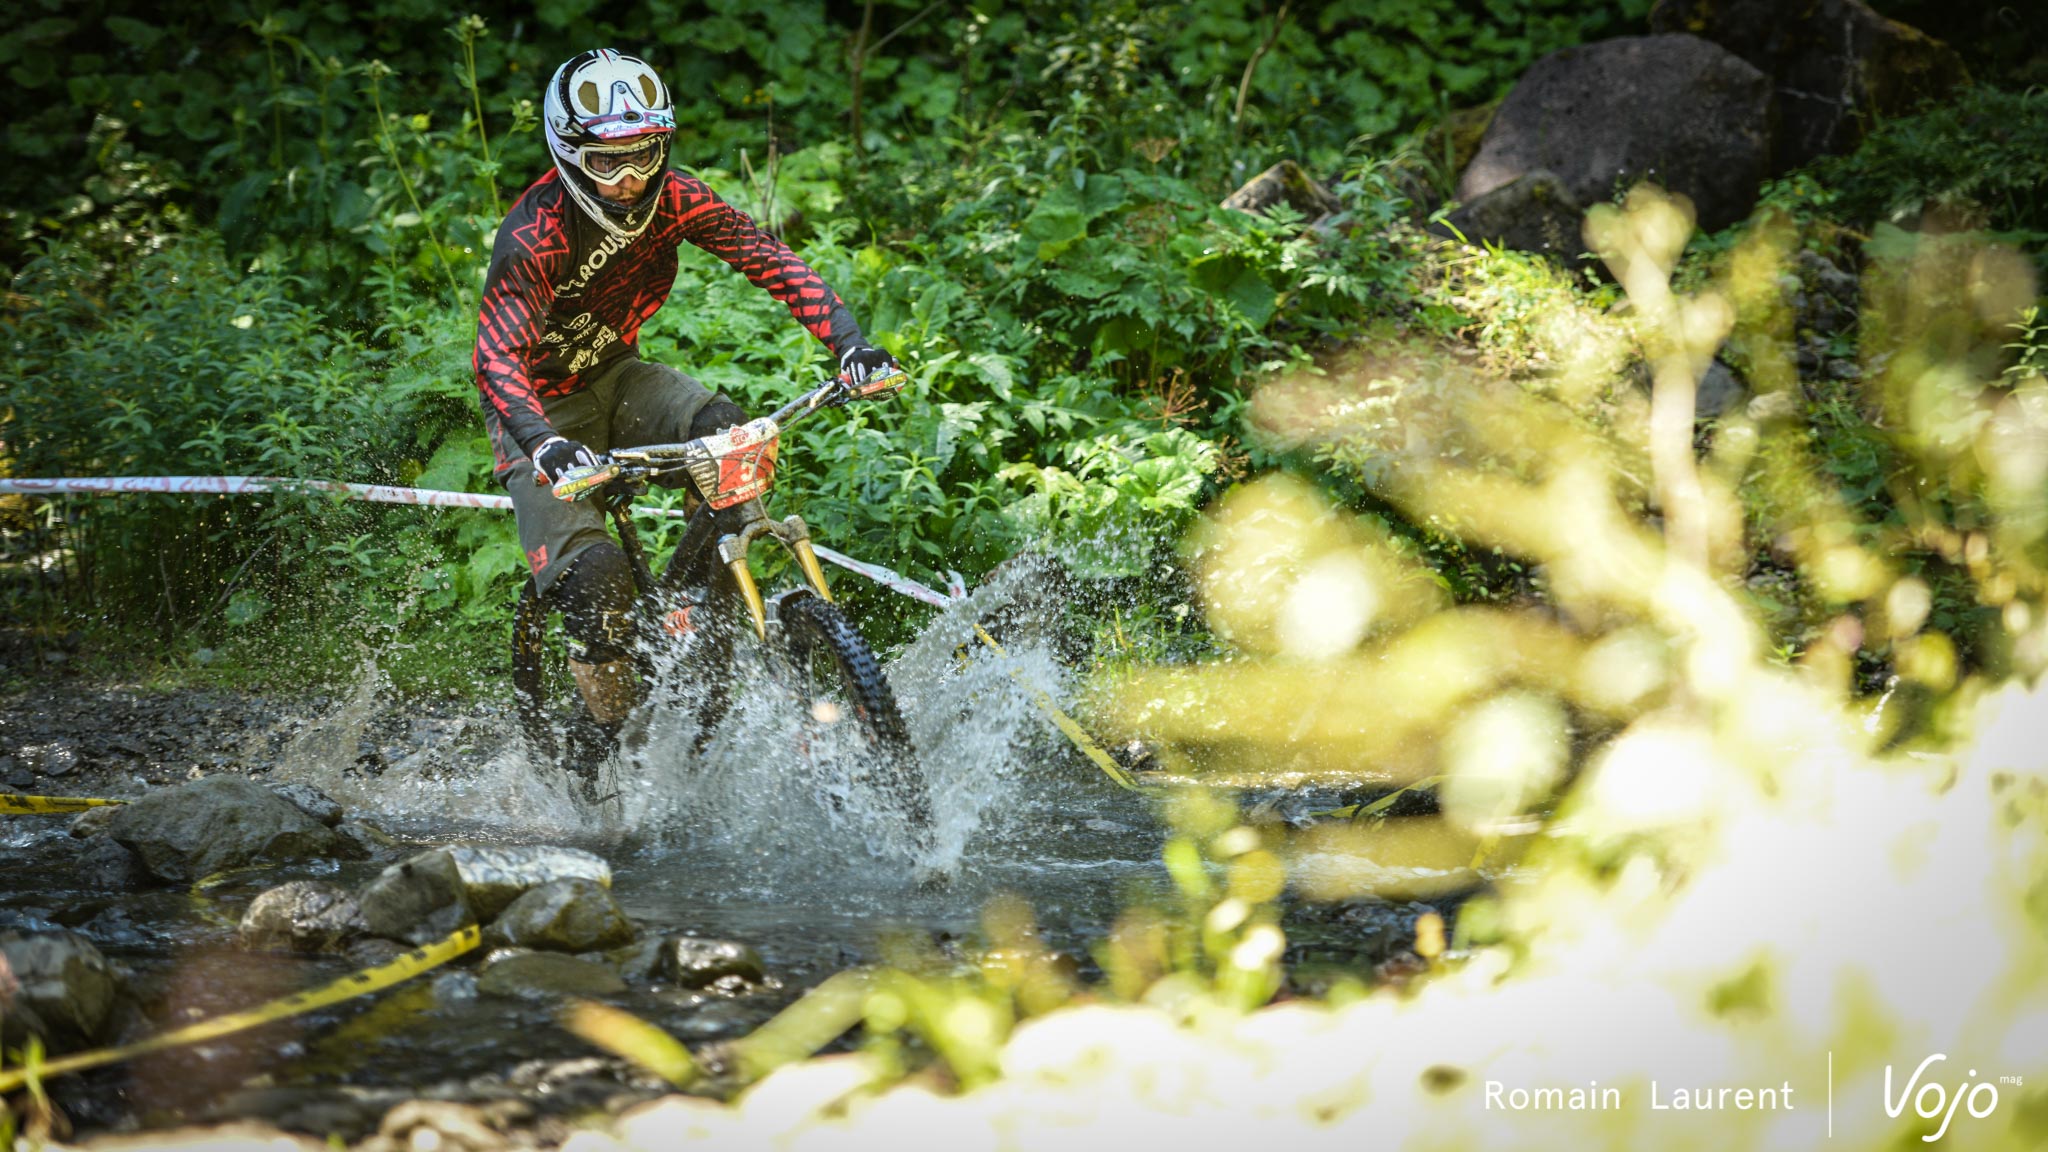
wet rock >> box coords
[1650,0,1967,172]
[105,776,349,884]
[1435,169,1583,257]
[335,819,397,857]
[476,951,626,1001]
[357,855,472,946]
[346,937,409,969]
[358,845,611,946]
[1221,160,1341,223]
[1697,359,1748,419]
[607,939,667,984]
[240,881,365,953]
[267,782,344,827]
[1,755,31,788]
[660,937,766,991]
[203,1088,396,1146]
[486,878,634,953]
[22,740,80,778]
[0,930,122,1051]
[431,969,479,1005]
[674,999,756,1040]
[1242,792,1320,829]
[69,804,117,838]
[76,836,145,889]
[1459,35,1771,232]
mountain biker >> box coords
[474,48,899,764]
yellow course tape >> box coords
[971,623,1150,794]
[0,925,482,1094]
[0,793,126,815]
[1309,775,1448,822]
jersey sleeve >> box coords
[668,174,865,357]
[474,201,569,458]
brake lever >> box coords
[550,460,622,502]
[838,365,908,404]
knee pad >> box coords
[551,543,636,663]
[690,396,749,440]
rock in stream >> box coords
[105,776,356,883]
[0,930,123,1052]
[486,878,635,953]
[239,881,367,953]
[358,845,613,945]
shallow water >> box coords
[26,568,1167,1124]
[2,566,1425,1134]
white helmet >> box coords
[543,49,676,240]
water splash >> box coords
[275,556,1107,898]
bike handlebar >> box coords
[548,366,908,503]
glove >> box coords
[838,342,902,396]
[531,436,601,486]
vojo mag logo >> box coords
[1884,1054,2016,1142]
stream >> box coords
[1,571,1440,1141]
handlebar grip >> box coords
[550,461,620,502]
[839,365,909,402]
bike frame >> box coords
[561,372,899,641]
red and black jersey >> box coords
[473,168,864,457]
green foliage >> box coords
[1,233,509,665]
[0,0,1709,685]
[1810,85,2048,253]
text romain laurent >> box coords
[1485,1081,1796,1111]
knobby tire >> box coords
[776,592,935,838]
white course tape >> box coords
[810,544,956,608]
[0,475,965,606]
[0,475,517,511]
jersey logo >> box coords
[554,232,633,296]
[512,215,571,261]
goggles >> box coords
[580,138,666,185]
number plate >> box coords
[681,417,780,509]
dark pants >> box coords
[488,356,718,598]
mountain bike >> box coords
[509,368,933,841]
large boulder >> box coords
[106,776,352,883]
[1436,169,1584,256]
[0,931,122,1051]
[1650,0,1967,172]
[358,845,612,946]
[240,881,366,953]
[1458,35,1772,234]
[486,878,634,953]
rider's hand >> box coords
[531,436,601,487]
[838,342,900,393]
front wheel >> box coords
[776,592,934,841]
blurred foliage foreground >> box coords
[560,189,2048,1150]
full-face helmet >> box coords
[543,49,676,240]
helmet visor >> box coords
[582,139,665,185]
